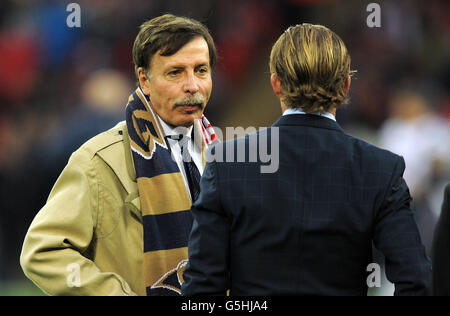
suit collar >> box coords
[273,114,344,133]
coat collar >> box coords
[121,122,137,182]
[94,122,137,191]
[272,113,344,133]
[94,122,141,219]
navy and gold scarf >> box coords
[125,87,217,295]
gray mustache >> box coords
[174,94,205,108]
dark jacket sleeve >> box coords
[432,183,450,296]
[373,156,432,296]
[182,160,229,296]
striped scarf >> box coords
[125,87,217,295]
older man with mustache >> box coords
[20,14,218,296]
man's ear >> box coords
[343,75,351,96]
[270,73,283,99]
[137,67,151,96]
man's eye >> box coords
[197,67,209,74]
[168,70,180,76]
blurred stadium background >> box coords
[0,0,448,296]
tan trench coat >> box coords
[20,121,146,296]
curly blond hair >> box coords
[269,24,356,113]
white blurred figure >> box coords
[377,90,450,295]
[379,90,449,211]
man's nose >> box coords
[183,72,200,94]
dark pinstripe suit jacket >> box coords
[432,183,450,295]
[182,114,432,296]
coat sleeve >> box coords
[373,156,432,296]
[431,183,450,295]
[20,150,137,296]
[182,160,230,296]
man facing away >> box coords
[20,14,218,296]
[182,23,431,296]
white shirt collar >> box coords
[156,115,204,201]
[283,107,336,121]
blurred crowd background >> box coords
[0,0,448,295]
